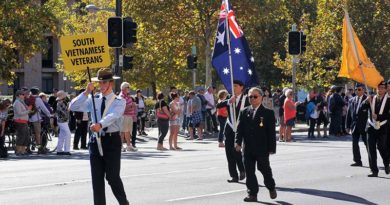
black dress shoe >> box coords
[239,171,246,180]
[367,172,378,177]
[269,189,277,199]
[227,178,239,183]
[350,162,362,167]
[243,195,257,202]
[385,166,390,175]
[73,147,79,150]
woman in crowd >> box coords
[155,92,171,151]
[13,90,31,155]
[168,92,182,150]
[316,91,329,138]
[135,89,147,136]
[283,89,300,142]
[262,87,274,110]
[120,82,137,152]
[306,97,319,138]
[56,90,71,155]
[216,89,228,148]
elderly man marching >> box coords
[346,83,369,167]
[70,68,129,205]
[366,81,390,177]
[235,87,277,202]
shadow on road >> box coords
[276,186,377,205]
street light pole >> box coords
[291,24,299,101]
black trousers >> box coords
[217,116,227,143]
[206,109,218,132]
[74,120,88,148]
[132,121,137,147]
[244,153,275,196]
[137,112,146,132]
[89,133,128,205]
[352,129,367,163]
[367,127,389,174]
[224,127,244,179]
[308,117,316,137]
[329,113,342,135]
[157,119,169,144]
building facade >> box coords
[0,36,72,95]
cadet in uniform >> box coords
[346,83,369,167]
[217,80,248,183]
[366,81,390,177]
[235,87,277,202]
[70,68,129,205]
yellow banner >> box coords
[338,11,383,88]
[60,32,111,71]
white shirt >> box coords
[356,95,363,114]
[138,98,145,109]
[204,91,215,109]
[250,104,260,119]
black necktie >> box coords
[100,96,108,132]
[101,96,106,118]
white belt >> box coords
[368,119,388,130]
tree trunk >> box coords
[204,14,213,87]
[151,81,157,100]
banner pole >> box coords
[87,67,104,156]
[225,0,237,131]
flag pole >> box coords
[224,0,237,131]
[344,9,369,92]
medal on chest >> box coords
[260,117,264,127]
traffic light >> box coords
[107,17,123,48]
[288,31,300,55]
[187,55,197,69]
[123,55,133,70]
[300,32,306,53]
[193,56,197,69]
[123,17,137,48]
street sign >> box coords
[60,32,111,71]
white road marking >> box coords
[166,189,246,202]
[0,167,218,192]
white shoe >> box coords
[122,147,126,152]
[127,146,138,152]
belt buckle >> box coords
[375,121,381,130]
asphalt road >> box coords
[0,124,389,205]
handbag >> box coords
[156,101,169,120]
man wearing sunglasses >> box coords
[235,87,277,202]
[217,80,249,183]
[366,81,390,177]
[346,83,369,167]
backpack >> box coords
[25,96,38,117]
[305,102,315,120]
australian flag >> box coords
[211,0,259,94]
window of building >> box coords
[42,73,53,93]
[42,36,54,68]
